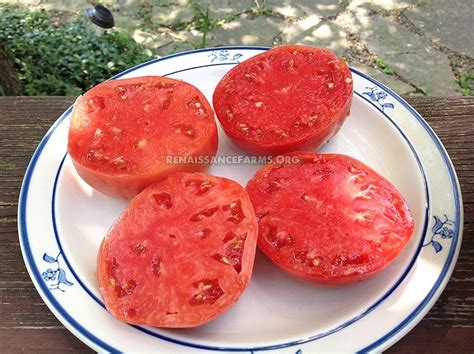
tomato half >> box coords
[246,152,414,285]
[68,76,218,199]
[97,172,258,327]
[212,45,353,155]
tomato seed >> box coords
[300,194,314,202]
[86,96,105,113]
[118,280,136,297]
[293,251,321,268]
[87,150,105,161]
[177,124,196,139]
[131,243,147,254]
[111,127,122,135]
[196,108,207,117]
[185,179,217,195]
[137,139,147,149]
[195,228,211,238]
[151,257,162,277]
[223,200,245,224]
[189,279,224,306]
[255,211,268,221]
[355,210,375,226]
[264,226,294,249]
[275,129,289,138]
[111,157,129,170]
[94,128,103,138]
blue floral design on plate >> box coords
[42,252,73,292]
[423,215,455,253]
[208,49,243,63]
[363,86,395,111]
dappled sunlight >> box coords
[286,21,347,56]
[242,34,259,45]
[220,21,241,31]
[349,0,415,11]
[316,3,339,13]
[273,5,298,17]
[312,23,333,39]
[296,14,322,31]
[281,15,322,42]
[132,29,153,45]
[335,7,371,31]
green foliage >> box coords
[340,0,351,8]
[250,7,275,17]
[375,58,395,75]
[137,1,153,31]
[195,4,212,48]
[408,86,430,96]
[458,71,474,96]
[0,5,153,96]
[188,2,215,48]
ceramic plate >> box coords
[18,47,463,353]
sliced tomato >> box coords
[246,152,414,285]
[97,172,258,327]
[68,76,218,199]
[212,45,353,155]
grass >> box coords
[340,0,351,9]
[408,86,430,96]
[375,58,395,75]
[137,1,154,30]
[458,71,474,96]
[191,3,212,48]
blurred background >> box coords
[0,0,472,96]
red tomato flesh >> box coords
[213,45,353,155]
[246,152,414,285]
[97,172,258,327]
[68,76,218,199]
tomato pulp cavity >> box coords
[68,76,218,199]
[213,45,353,155]
[97,172,258,327]
[246,152,414,284]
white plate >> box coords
[18,47,463,353]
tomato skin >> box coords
[71,133,217,199]
[97,172,258,327]
[213,45,353,156]
[68,76,218,199]
[246,152,414,285]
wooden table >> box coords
[1,97,472,352]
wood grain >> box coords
[0,96,472,352]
